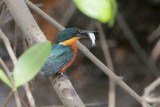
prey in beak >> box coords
[76,30,97,46]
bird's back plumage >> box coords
[40,44,74,78]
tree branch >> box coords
[50,74,85,107]
[5,0,46,46]
[116,11,159,77]
[25,0,64,31]
[59,2,76,26]
[143,77,160,104]
[2,90,14,107]
[95,21,116,107]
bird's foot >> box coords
[60,72,70,79]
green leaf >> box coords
[0,69,12,88]
[74,0,117,25]
[108,0,117,27]
[13,41,51,87]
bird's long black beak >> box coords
[77,30,97,37]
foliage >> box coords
[73,0,117,26]
[0,41,51,88]
[0,69,12,88]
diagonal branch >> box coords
[143,77,160,103]
[116,11,159,77]
[50,74,85,107]
[5,0,46,46]
[95,21,116,107]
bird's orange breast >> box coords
[58,42,77,73]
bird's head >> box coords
[57,28,96,46]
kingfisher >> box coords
[41,28,96,78]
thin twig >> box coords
[40,102,108,107]
[0,0,4,6]
[0,28,36,107]
[153,103,160,107]
[0,57,21,107]
[20,98,29,107]
[0,29,17,65]
[21,31,35,103]
[85,102,108,107]
[150,41,160,62]
[0,28,21,106]
[21,32,27,51]
[95,21,116,107]
[0,4,7,27]
[148,25,160,42]
[59,2,76,26]
[0,58,12,77]
[144,77,160,96]
[144,97,160,103]
[25,1,152,106]
[143,77,160,103]
[25,0,64,31]
[24,84,36,107]
[116,11,159,77]
[22,31,35,103]
[13,24,18,55]
[2,90,14,107]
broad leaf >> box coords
[0,69,12,88]
[74,0,117,25]
[13,41,51,87]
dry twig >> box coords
[148,25,160,42]
[60,2,76,26]
[13,24,18,55]
[50,74,85,107]
[0,57,21,107]
[95,21,116,107]
[0,4,7,27]
[25,0,64,31]
[40,102,108,107]
[116,11,159,77]
[150,41,160,62]
[21,32,27,51]
[2,90,14,107]
[0,28,35,107]
[143,77,160,103]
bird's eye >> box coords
[74,31,80,35]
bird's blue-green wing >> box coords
[40,44,74,78]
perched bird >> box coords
[41,28,96,78]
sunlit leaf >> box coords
[0,69,12,88]
[13,41,51,87]
[74,0,117,25]
[108,0,117,27]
